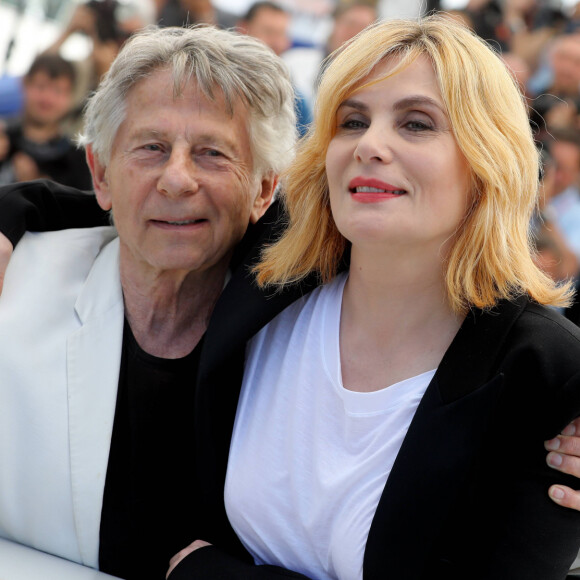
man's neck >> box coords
[121,262,228,359]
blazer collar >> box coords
[74,237,122,323]
[67,237,125,567]
[199,201,319,381]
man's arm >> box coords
[0,179,107,246]
[167,542,311,580]
[0,179,108,293]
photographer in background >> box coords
[43,0,152,136]
[0,54,91,189]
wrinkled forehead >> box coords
[131,67,224,106]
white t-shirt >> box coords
[225,273,434,580]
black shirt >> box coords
[99,320,202,579]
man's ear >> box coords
[86,145,112,211]
[249,172,278,224]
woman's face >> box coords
[326,55,471,257]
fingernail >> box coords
[562,424,576,436]
[547,452,563,467]
[545,437,561,451]
[550,486,565,500]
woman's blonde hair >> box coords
[256,14,572,312]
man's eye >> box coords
[204,149,223,157]
[143,144,163,152]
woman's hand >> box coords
[546,417,580,510]
[166,540,212,579]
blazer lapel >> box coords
[200,201,319,377]
[66,238,125,568]
[363,297,527,579]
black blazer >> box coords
[1,181,580,580]
[177,206,580,579]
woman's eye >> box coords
[339,119,368,130]
[404,119,434,132]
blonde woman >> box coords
[169,14,580,580]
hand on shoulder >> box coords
[546,417,580,510]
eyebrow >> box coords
[129,128,164,141]
[393,95,446,113]
[338,95,446,115]
[337,99,369,114]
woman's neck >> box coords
[339,246,463,392]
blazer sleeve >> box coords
[434,364,580,578]
[0,179,108,247]
[475,308,580,580]
[168,546,312,579]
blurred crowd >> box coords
[1,0,580,300]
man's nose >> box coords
[157,149,200,198]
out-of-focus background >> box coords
[4,0,576,83]
[0,0,421,79]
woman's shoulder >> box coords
[444,295,580,403]
[496,298,580,400]
[511,298,580,354]
[501,299,580,438]
[256,273,348,342]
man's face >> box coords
[552,140,580,196]
[243,7,291,56]
[88,68,275,279]
[551,36,580,96]
[328,6,376,52]
[23,71,73,126]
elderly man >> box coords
[1,23,580,580]
[0,24,296,580]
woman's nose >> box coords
[353,125,394,164]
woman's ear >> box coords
[86,145,112,211]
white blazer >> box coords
[0,227,123,569]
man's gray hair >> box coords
[79,25,297,177]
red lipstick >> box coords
[348,177,407,203]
